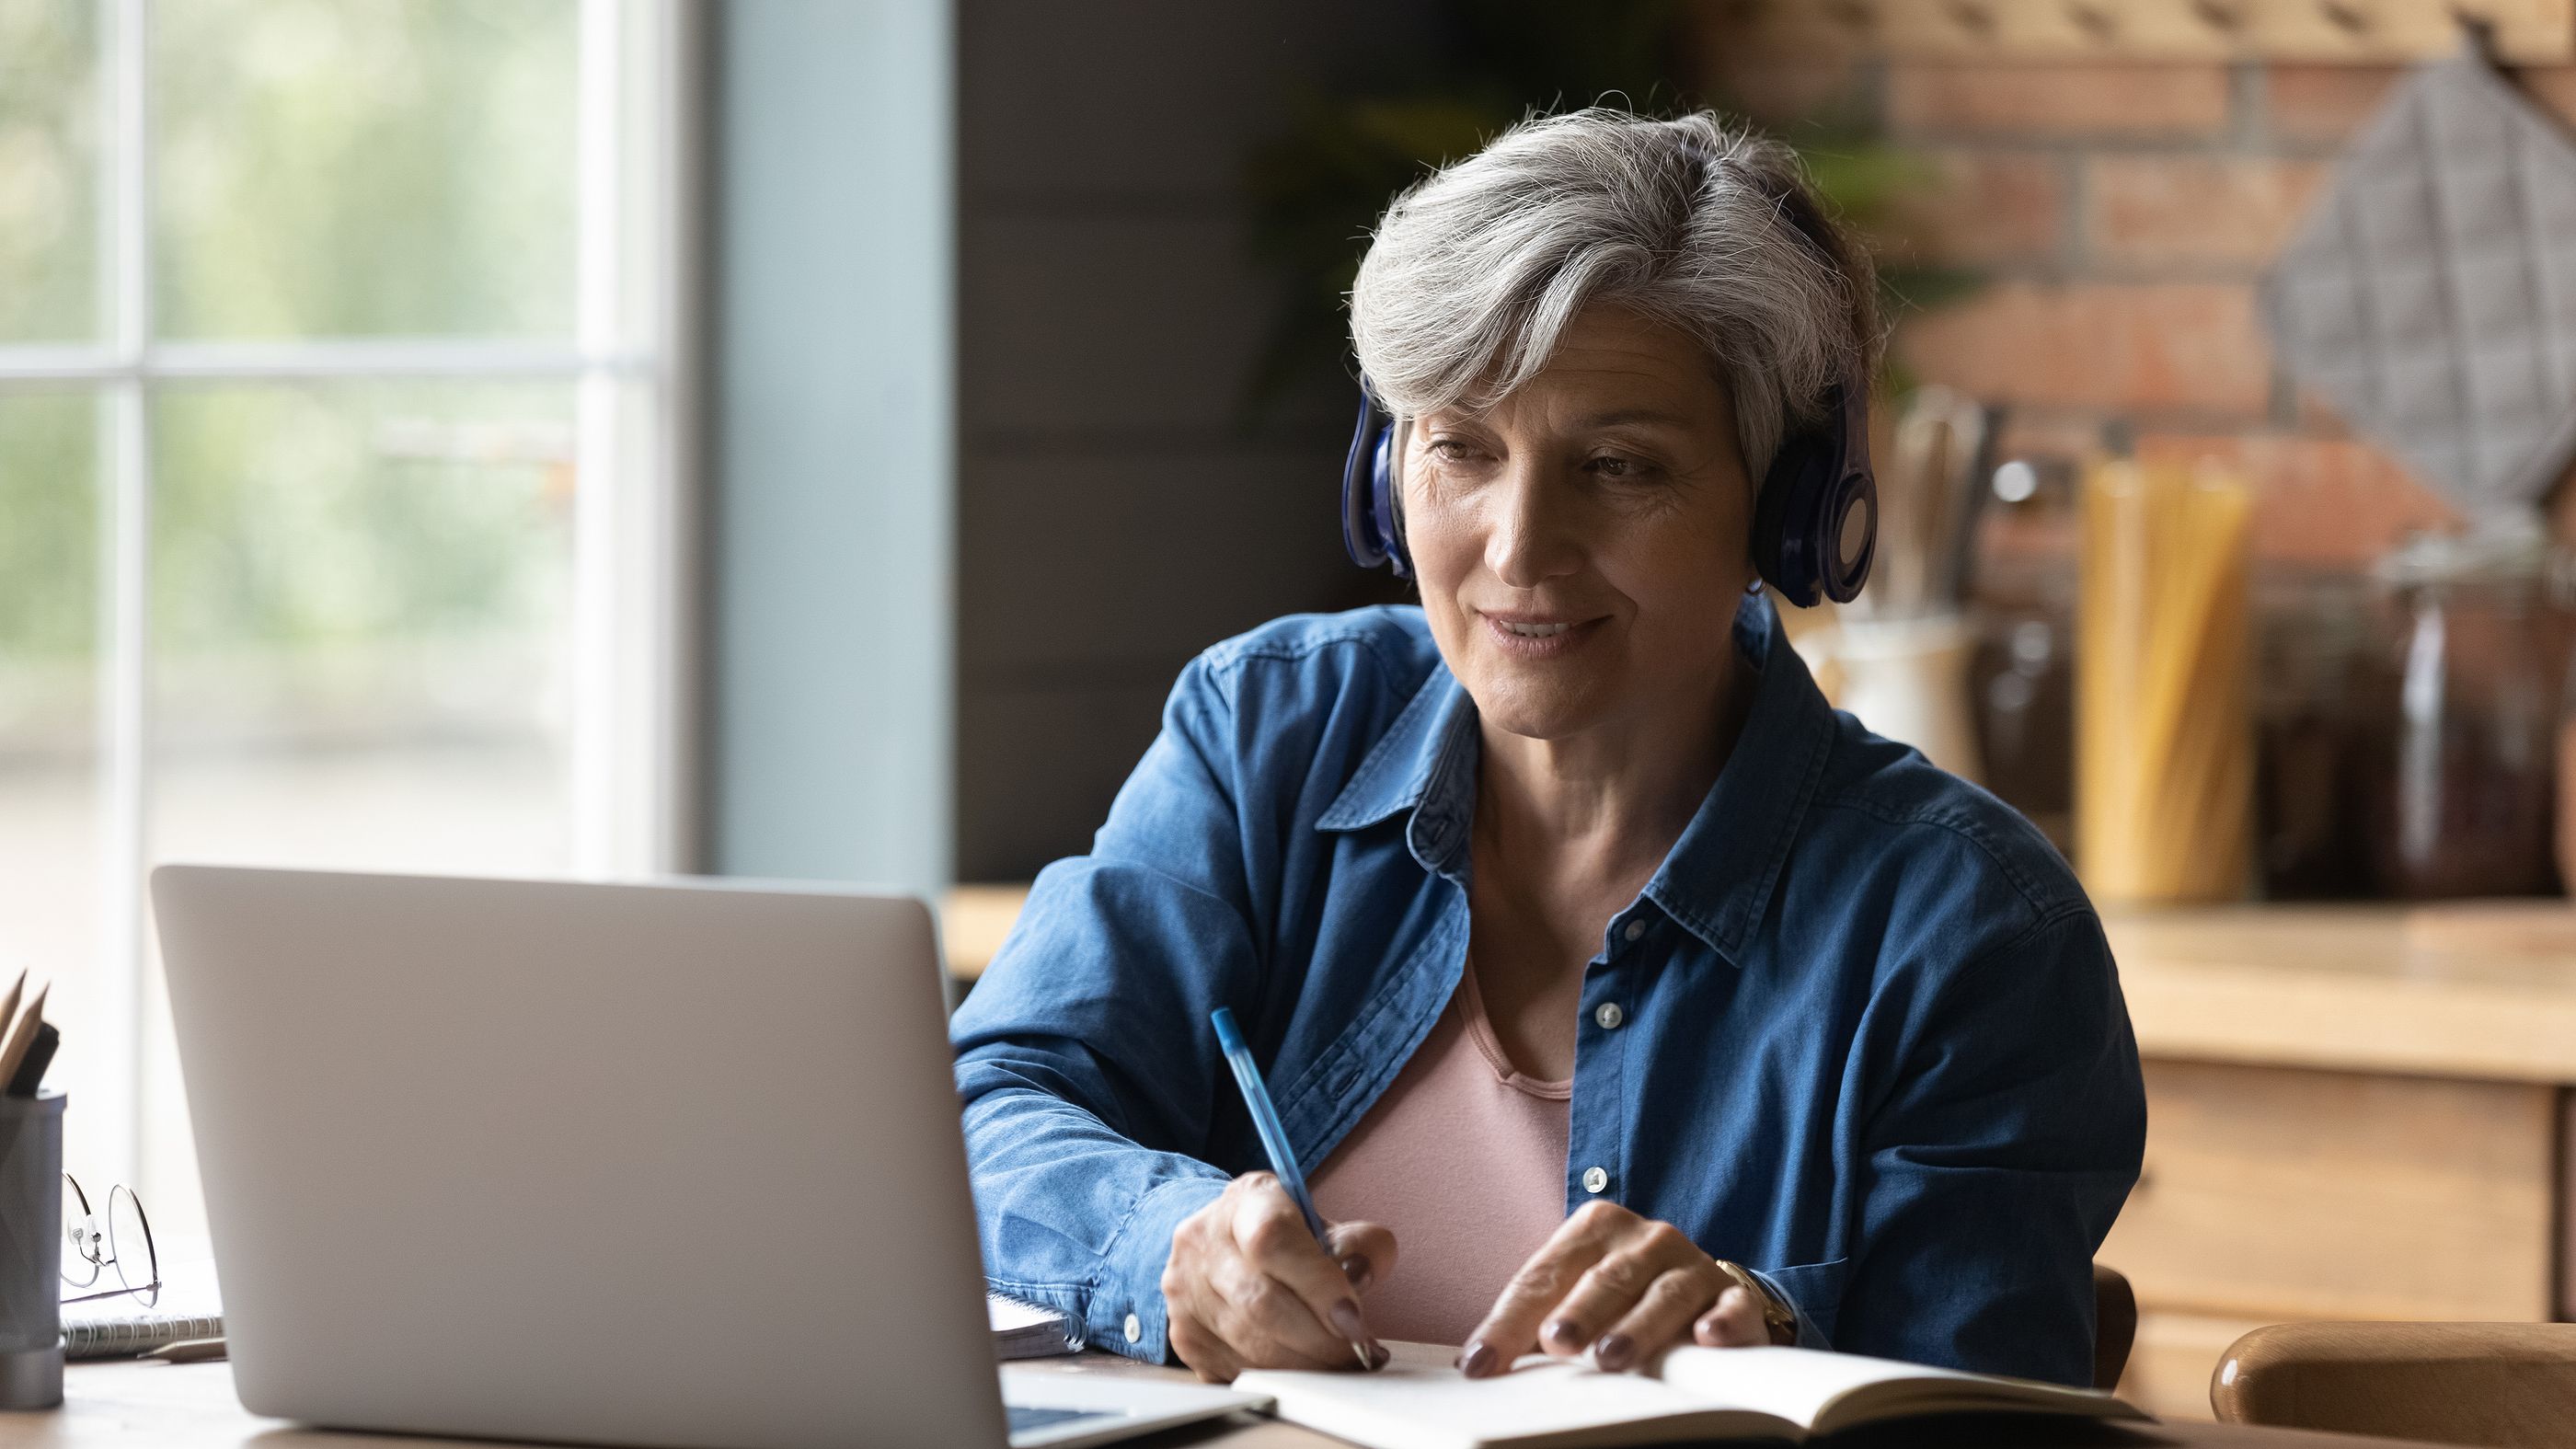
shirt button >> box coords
[1122,1312,1142,1345]
[1623,920,1645,942]
[1581,1166,1609,1194]
[1593,1002,1625,1030]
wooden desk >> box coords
[0,1354,2447,1449]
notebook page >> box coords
[1238,1356,1793,1449]
[1653,1345,2139,1431]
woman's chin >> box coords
[1464,678,1622,743]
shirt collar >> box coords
[1317,594,1838,962]
[1313,650,1480,874]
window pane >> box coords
[144,380,577,1240]
[0,390,100,1157]
[149,381,577,877]
[0,0,99,341]
[153,0,578,339]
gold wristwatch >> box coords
[1713,1259,1799,1343]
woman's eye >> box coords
[1587,454,1647,478]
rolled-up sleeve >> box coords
[949,655,1257,1363]
[1833,906,2146,1386]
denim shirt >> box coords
[950,596,2144,1386]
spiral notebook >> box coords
[987,1290,1079,1360]
[61,1263,224,1360]
[61,1274,1075,1362]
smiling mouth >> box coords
[1480,613,1600,653]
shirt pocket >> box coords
[1756,1256,1850,1347]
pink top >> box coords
[1308,965,1572,1347]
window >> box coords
[0,0,694,1247]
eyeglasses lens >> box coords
[108,1185,156,1306]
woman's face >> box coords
[1403,304,1757,745]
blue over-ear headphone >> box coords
[1338,375,1878,607]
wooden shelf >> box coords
[2109,903,2576,1084]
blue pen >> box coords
[1211,1006,1373,1369]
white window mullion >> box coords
[87,0,154,1191]
[644,0,704,875]
[571,0,625,879]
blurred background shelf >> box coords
[2099,903,2576,1416]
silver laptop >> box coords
[152,866,1261,1449]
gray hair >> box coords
[1349,109,1879,482]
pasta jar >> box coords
[2368,523,2557,899]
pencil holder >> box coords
[0,1093,63,1409]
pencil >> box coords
[0,983,48,1091]
[0,972,28,1061]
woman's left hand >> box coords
[1457,1201,1786,1377]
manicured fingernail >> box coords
[1545,1317,1582,1347]
[1593,1333,1635,1370]
[1368,1340,1390,1371]
[1340,1255,1373,1291]
[1329,1300,1367,1341]
[1458,1340,1496,1377]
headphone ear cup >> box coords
[1341,385,1412,578]
[1342,391,1394,572]
[1753,433,1830,607]
[1754,385,1877,608]
[1371,429,1410,578]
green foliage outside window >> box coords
[0,0,578,674]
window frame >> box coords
[0,0,703,1193]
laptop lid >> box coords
[153,866,1007,1449]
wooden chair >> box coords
[2093,1263,2136,1392]
[2211,1322,2576,1447]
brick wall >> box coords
[1708,40,2576,565]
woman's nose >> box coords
[1483,465,1583,589]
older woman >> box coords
[951,109,2143,1388]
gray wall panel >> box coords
[954,0,1422,881]
[711,0,955,894]
[958,682,1176,880]
[959,452,1350,684]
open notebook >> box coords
[1237,1343,2146,1449]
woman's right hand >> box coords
[1161,1172,1396,1383]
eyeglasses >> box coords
[60,1175,157,1307]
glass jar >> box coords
[2253,569,2377,899]
[1967,458,2080,856]
[2368,524,2558,899]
